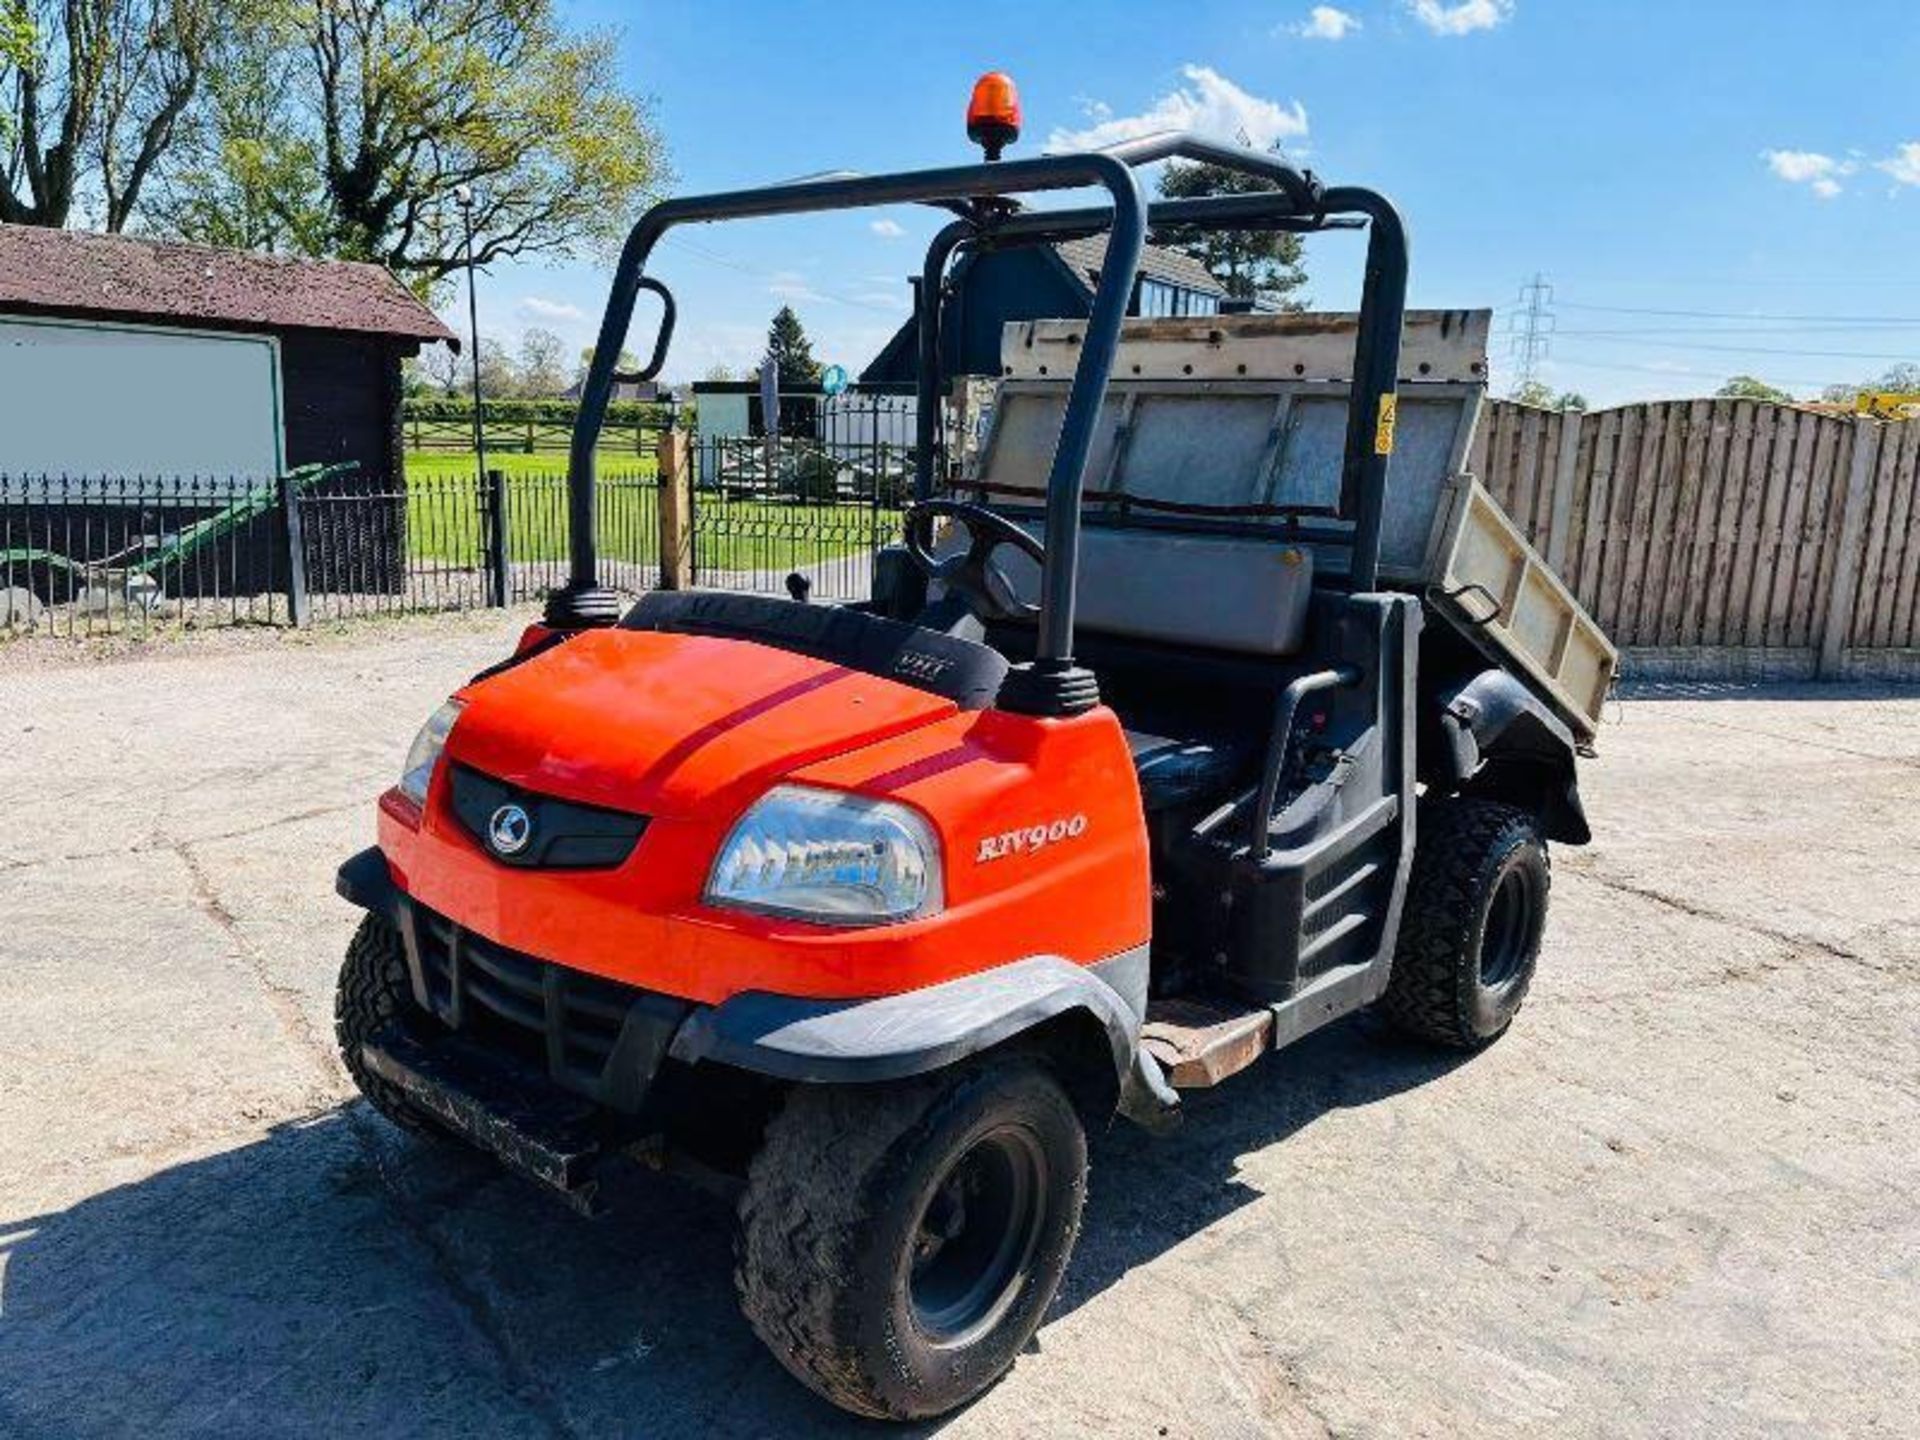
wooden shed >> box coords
[0,224,454,486]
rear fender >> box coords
[1430,670,1591,844]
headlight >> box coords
[706,784,942,926]
[398,700,464,807]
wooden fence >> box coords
[1472,399,1920,680]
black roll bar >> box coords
[553,130,1407,693]
[549,152,1147,639]
[914,180,1407,592]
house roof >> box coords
[0,224,456,345]
[1051,236,1227,297]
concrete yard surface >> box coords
[1,615,1916,1438]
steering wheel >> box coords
[903,499,1047,623]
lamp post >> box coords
[454,184,488,489]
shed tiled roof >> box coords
[0,224,456,344]
[1052,236,1227,297]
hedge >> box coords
[402,396,685,427]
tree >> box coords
[143,19,326,253]
[2,0,215,229]
[1822,362,1920,405]
[1717,375,1794,404]
[577,343,638,383]
[766,305,820,385]
[408,342,461,396]
[474,336,518,399]
[700,361,741,383]
[1150,136,1308,309]
[153,0,664,290]
[515,326,568,396]
[1511,380,1588,411]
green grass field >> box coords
[402,448,657,481]
[400,451,897,574]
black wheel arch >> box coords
[1420,668,1591,845]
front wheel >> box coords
[334,913,447,1138]
[735,1061,1087,1420]
[1380,798,1550,1048]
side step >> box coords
[1140,996,1275,1089]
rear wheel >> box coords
[735,1061,1087,1420]
[1381,798,1549,1048]
[334,913,445,1138]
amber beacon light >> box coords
[966,72,1022,160]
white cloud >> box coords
[1877,142,1920,188]
[1407,0,1514,36]
[1763,149,1856,198]
[516,295,586,323]
[767,270,828,304]
[1291,6,1361,40]
[869,218,906,238]
[1048,65,1308,151]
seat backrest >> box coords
[988,527,1315,656]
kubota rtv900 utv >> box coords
[334,77,1615,1420]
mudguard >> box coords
[668,948,1174,1124]
[668,950,1144,1081]
[1432,669,1591,844]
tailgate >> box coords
[1425,475,1616,742]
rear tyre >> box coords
[334,913,445,1138]
[1381,798,1549,1049]
[736,1061,1087,1420]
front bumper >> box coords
[362,1025,614,1214]
[337,847,1161,1206]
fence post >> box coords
[483,467,511,607]
[280,470,310,628]
[657,426,693,590]
[1545,409,1583,573]
[1816,416,1879,679]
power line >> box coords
[1556,325,1920,338]
[1557,334,1920,363]
[661,235,906,316]
[1558,301,1920,325]
[1545,354,1851,391]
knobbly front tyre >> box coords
[734,1060,1088,1420]
[334,912,447,1138]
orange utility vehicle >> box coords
[334,78,1611,1420]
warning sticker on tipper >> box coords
[1375,393,1399,456]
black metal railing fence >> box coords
[1,390,929,639]
[0,467,661,638]
[0,473,292,638]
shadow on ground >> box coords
[0,1017,1461,1437]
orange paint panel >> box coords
[447,629,956,818]
[379,629,1152,1006]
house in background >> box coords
[860,236,1228,385]
[0,224,453,487]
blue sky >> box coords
[461,0,1920,404]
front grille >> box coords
[403,903,687,1110]
[447,764,648,870]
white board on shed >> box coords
[0,316,284,486]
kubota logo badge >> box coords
[487,803,533,856]
[975,813,1088,864]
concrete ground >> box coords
[1,613,1915,1438]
